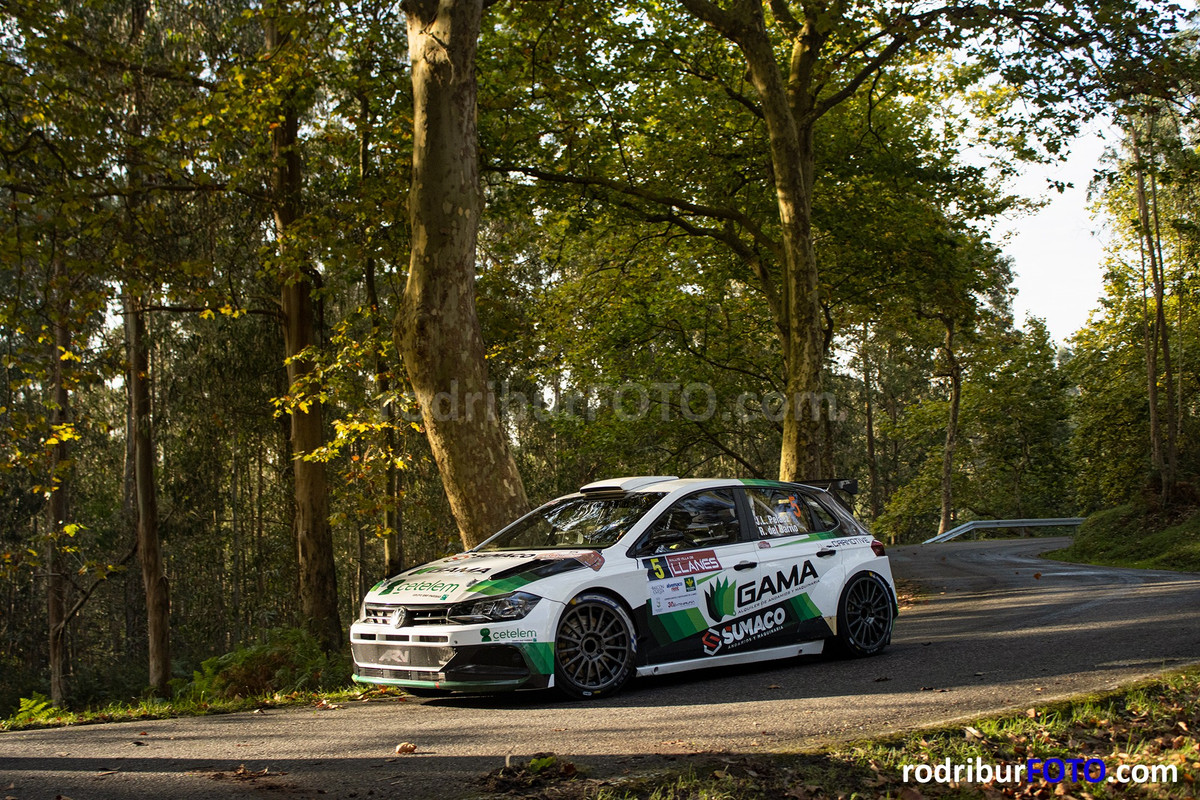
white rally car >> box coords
[351,476,896,699]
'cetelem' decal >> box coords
[480,627,538,643]
[376,577,461,598]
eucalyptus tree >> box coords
[486,0,1186,482]
[396,0,530,548]
[1074,101,1200,507]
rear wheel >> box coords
[835,572,894,657]
[553,593,636,699]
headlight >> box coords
[448,591,541,623]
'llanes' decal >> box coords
[665,550,722,576]
[644,550,722,581]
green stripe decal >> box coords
[774,530,845,546]
[467,573,536,597]
[787,592,821,620]
[647,606,708,643]
[521,642,555,675]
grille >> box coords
[352,641,454,669]
[363,602,452,626]
[357,666,438,682]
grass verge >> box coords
[1046,505,1200,574]
[0,627,409,731]
[0,685,408,732]
[484,668,1200,799]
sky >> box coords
[995,128,1116,345]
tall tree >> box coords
[671,0,1182,480]
[397,0,529,548]
[265,5,342,652]
[121,0,170,696]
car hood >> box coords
[365,549,606,606]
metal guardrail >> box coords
[923,517,1087,544]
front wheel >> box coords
[835,572,894,657]
[553,593,636,699]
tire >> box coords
[553,593,636,699]
[834,571,894,657]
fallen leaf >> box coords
[964,726,984,740]
[1034,572,1042,579]
[875,676,891,682]
[395,742,417,754]
[1027,708,1038,718]
[767,684,781,689]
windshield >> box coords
[477,493,665,551]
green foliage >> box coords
[1069,106,1200,509]
[593,668,1200,799]
[1051,504,1200,574]
[11,694,54,725]
[0,0,1190,716]
[181,629,352,700]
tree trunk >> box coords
[1131,126,1167,490]
[122,0,170,691]
[860,325,882,520]
[1145,131,1178,495]
[396,0,529,548]
[125,294,170,693]
[675,1,830,481]
[266,14,342,652]
[47,267,70,706]
[938,320,962,536]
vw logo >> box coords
[392,607,408,628]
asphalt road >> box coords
[3,537,1199,799]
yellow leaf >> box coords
[200,309,215,320]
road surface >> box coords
[3,537,1199,799]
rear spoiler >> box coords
[797,478,858,510]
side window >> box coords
[803,494,839,533]
[746,488,813,538]
[633,489,741,555]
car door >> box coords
[627,488,763,663]
[739,485,846,643]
